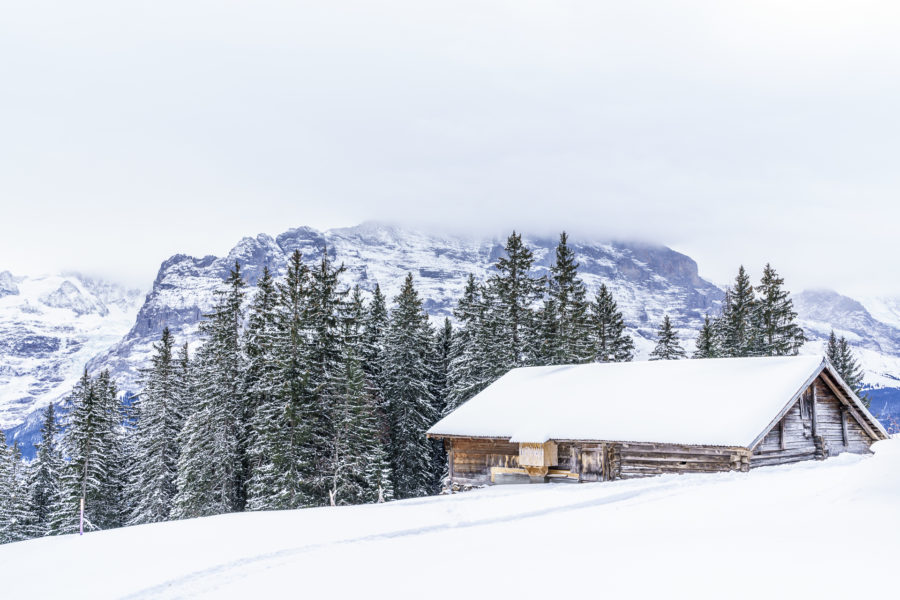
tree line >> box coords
[0,232,867,544]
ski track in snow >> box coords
[122,481,678,599]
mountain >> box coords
[0,271,143,430]
[84,223,723,394]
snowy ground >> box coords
[2,439,899,599]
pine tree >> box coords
[428,318,453,490]
[755,264,805,356]
[94,370,128,529]
[305,247,348,505]
[174,343,196,422]
[827,331,869,407]
[0,437,30,544]
[718,266,758,357]
[173,263,246,518]
[693,314,719,359]
[588,284,634,362]
[329,330,394,505]
[539,232,592,365]
[246,250,314,511]
[444,275,493,414]
[53,370,125,534]
[385,273,438,498]
[649,315,686,360]
[26,403,63,537]
[128,327,183,525]
[362,284,390,403]
[488,231,544,367]
[240,267,279,509]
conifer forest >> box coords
[0,231,865,544]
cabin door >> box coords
[580,447,604,482]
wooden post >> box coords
[779,419,786,451]
[810,383,819,438]
[447,440,455,481]
[841,407,849,447]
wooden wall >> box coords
[447,438,750,485]
[447,438,521,485]
[615,443,748,479]
[814,379,874,455]
[750,375,875,468]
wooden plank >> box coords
[620,460,736,472]
[618,453,735,463]
[818,371,885,441]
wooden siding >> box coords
[448,438,749,485]
[448,438,521,485]
[616,442,748,479]
[812,379,874,455]
[751,375,875,468]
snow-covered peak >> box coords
[0,272,143,429]
[0,270,20,297]
[39,279,109,316]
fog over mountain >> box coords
[3,2,900,295]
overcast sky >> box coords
[2,1,899,296]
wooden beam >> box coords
[448,440,455,480]
[811,383,819,438]
[841,407,849,447]
[779,419,786,451]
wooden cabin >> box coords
[427,356,889,485]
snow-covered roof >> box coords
[429,355,862,447]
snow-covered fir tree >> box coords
[304,247,349,505]
[0,437,30,544]
[539,232,592,365]
[173,263,246,518]
[362,283,390,403]
[693,314,719,359]
[444,275,493,414]
[488,231,544,367]
[240,267,279,510]
[588,283,634,363]
[754,264,805,356]
[649,315,686,360]
[174,342,195,419]
[53,370,126,534]
[429,318,453,489]
[827,330,869,407]
[26,402,63,537]
[718,266,758,357]
[246,251,314,511]
[384,273,439,498]
[128,327,183,525]
[329,329,394,505]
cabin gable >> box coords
[749,372,879,468]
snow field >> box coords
[2,439,898,599]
